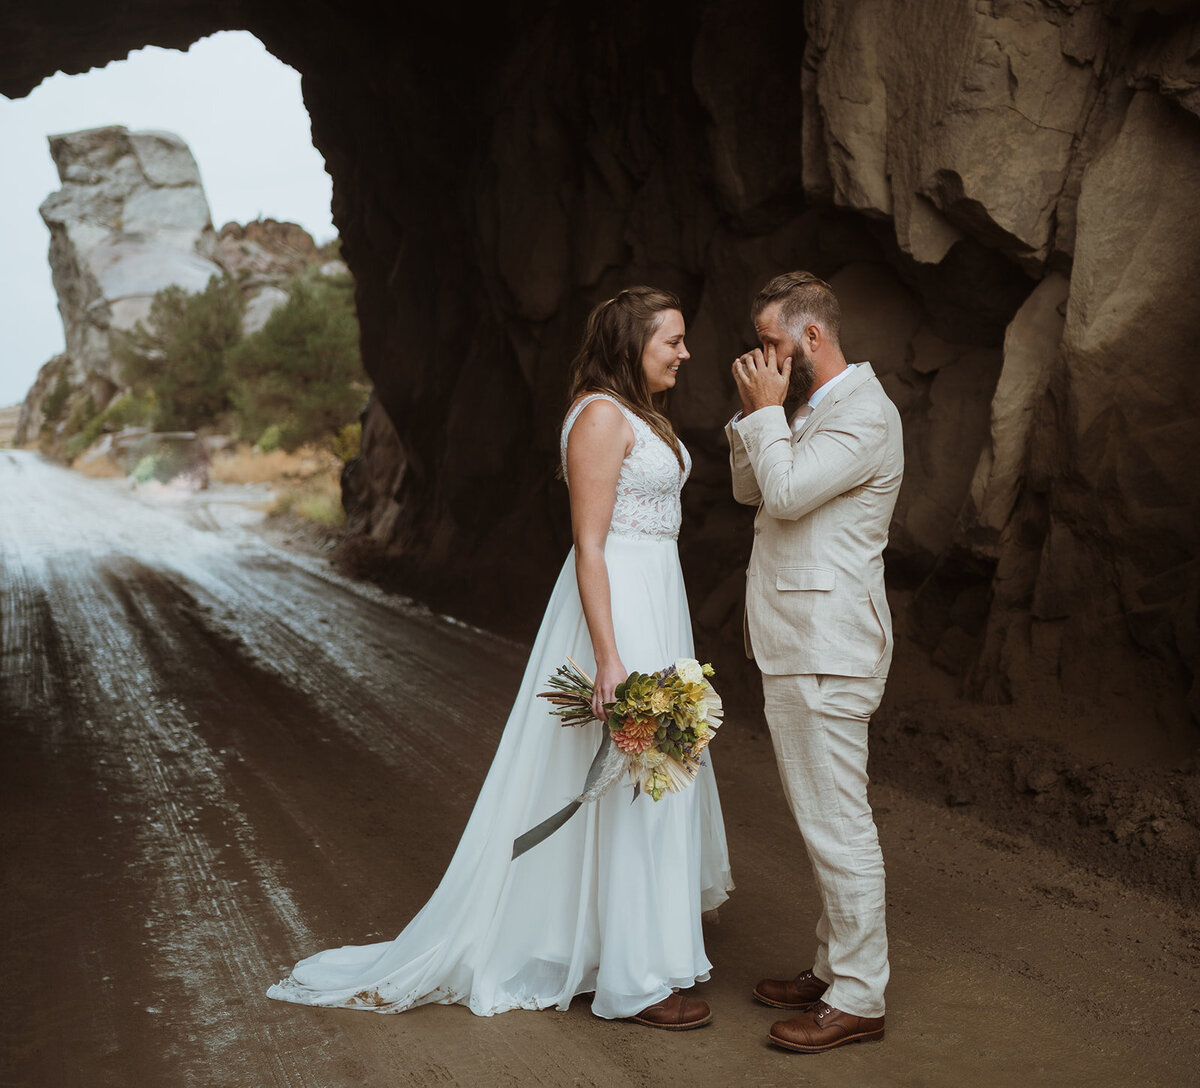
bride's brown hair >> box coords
[566,286,685,469]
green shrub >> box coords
[63,395,97,437]
[331,421,362,462]
[42,371,71,423]
[257,422,284,452]
[117,274,244,430]
[109,258,364,450]
[62,389,157,460]
[229,272,366,451]
[80,390,156,447]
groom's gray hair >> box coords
[752,271,842,348]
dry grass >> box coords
[208,443,342,485]
[208,443,346,528]
[72,454,124,478]
[271,474,345,527]
[62,440,347,528]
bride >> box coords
[268,287,733,1029]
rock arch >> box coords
[5,0,1198,748]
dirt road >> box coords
[1,448,1196,1088]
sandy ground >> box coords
[2,448,1198,1088]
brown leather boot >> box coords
[627,991,713,1030]
[768,1001,885,1052]
[752,968,828,1010]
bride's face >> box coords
[641,309,689,394]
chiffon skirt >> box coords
[267,536,733,1018]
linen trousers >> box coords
[761,671,889,1018]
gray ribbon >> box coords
[512,732,614,859]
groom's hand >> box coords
[733,343,792,414]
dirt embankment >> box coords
[871,667,1200,911]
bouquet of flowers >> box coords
[538,656,723,801]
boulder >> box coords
[37,126,221,397]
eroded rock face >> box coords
[972,89,1200,726]
[970,273,1069,538]
[2,1,1197,743]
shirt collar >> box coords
[806,362,856,411]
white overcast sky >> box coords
[0,31,335,407]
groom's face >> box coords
[756,302,815,406]
[755,302,796,363]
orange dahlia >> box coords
[611,715,656,754]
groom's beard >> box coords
[783,352,817,419]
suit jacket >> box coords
[725,362,904,678]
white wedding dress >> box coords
[268,394,733,1018]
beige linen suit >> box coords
[726,361,903,1018]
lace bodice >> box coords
[560,393,691,541]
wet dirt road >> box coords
[2,448,1197,1088]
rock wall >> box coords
[3,1,1197,743]
[801,6,1200,739]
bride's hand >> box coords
[591,658,627,722]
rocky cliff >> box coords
[3,1,1197,750]
[18,126,221,437]
[17,125,339,443]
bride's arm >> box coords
[565,399,635,720]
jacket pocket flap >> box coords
[776,567,836,591]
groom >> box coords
[725,271,903,1053]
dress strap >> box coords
[562,393,634,440]
[560,394,640,484]
[561,393,639,449]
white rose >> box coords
[675,657,703,684]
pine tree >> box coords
[116,274,244,430]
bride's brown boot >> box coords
[627,991,713,1030]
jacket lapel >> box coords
[791,362,876,444]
